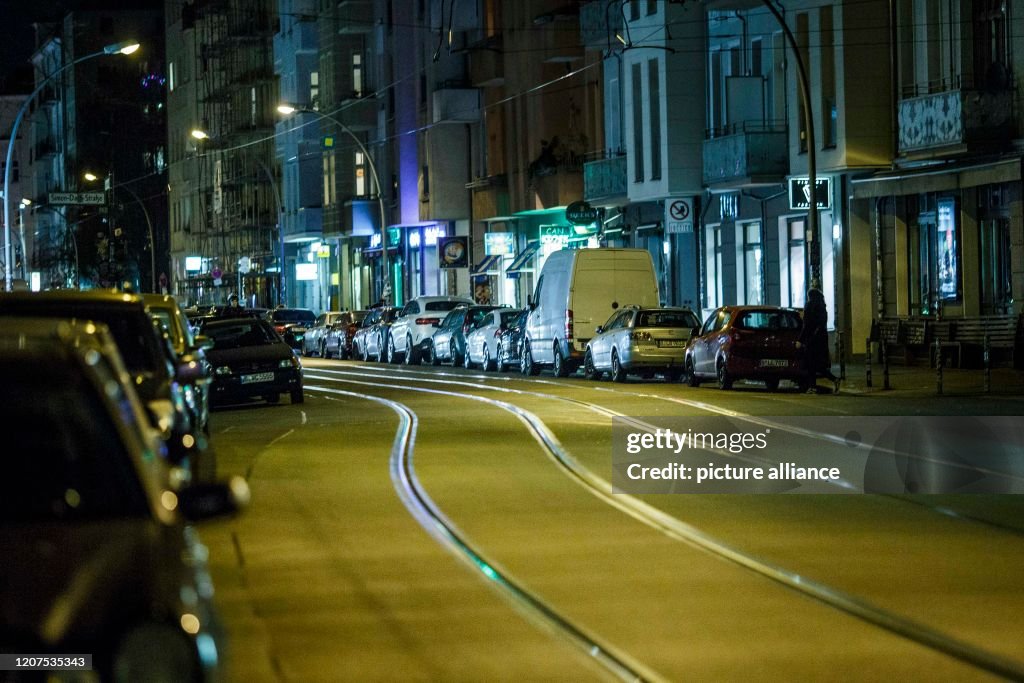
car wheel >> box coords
[583,349,602,381]
[425,341,439,366]
[362,342,370,362]
[552,342,569,378]
[521,341,539,376]
[404,336,419,365]
[483,344,496,371]
[610,349,626,383]
[463,345,473,369]
[686,357,701,387]
[387,335,400,364]
[764,378,780,392]
[716,358,733,390]
[291,387,305,404]
[496,344,509,372]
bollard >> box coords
[866,337,873,388]
[934,339,943,395]
[837,331,846,380]
[882,341,891,390]
[984,334,991,393]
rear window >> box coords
[382,309,400,322]
[500,310,519,325]
[272,309,317,324]
[204,319,281,348]
[735,310,802,331]
[636,310,700,329]
[425,301,469,312]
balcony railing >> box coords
[584,153,627,202]
[702,121,787,186]
[898,86,1013,154]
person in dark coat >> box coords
[798,287,839,393]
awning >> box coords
[505,240,540,276]
[470,254,503,275]
[850,157,1020,199]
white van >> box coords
[522,248,660,376]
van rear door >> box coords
[570,250,659,353]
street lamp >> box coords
[276,103,390,304]
[3,39,140,291]
[83,171,157,292]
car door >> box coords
[693,310,723,376]
[592,311,622,368]
[392,302,416,351]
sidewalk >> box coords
[834,362,1024,398]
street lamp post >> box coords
[84,172,156,292]
[2,40,140,291]
[276,104,390,304]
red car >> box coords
[684,306,806,391]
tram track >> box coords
[302,383,665,683]
[304,366,1024,681]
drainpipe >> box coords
[875,196,886,320]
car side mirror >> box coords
[178,476,251,522]
[690,326,701,337]
[176,356,209,384]
[595,325,604,335]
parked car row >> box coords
[1,291,251,681]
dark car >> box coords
[0,317,247,682]
[144,293,214,437]
[322,310,369,359]
[269,307,317,350]
[203,316,304,405]
[684,306,806,391]
[0,290,212,479]
[426,305,498,366]
[496,308,530,372]
[353,307,400,361]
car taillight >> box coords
[416,317,441,326]
[494,329,503,338]
[629,331,653,342]
[565,309,574,341]
[274,325,286,333]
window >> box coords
[646,0,657,16]
[704,224,723,309]
[632,63,644,182]
[169,61,176,91]
[975,0,1009,90]
[310,71,319,106]
[820,7,837,148]
[936,198,958,301]
[740,222,763,305]
[352,53,363,97]
[355,151,366,195]
[786,219,806,308]
[648,59,661,181]
[630,0,640,21]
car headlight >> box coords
[113,622,202,682]
[279,357,298,368]
[214,365,232,375]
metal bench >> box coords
[875,317,928,365]
[949,315,1021,368]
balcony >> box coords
[432,87,480,124]
[580,0,621,52]
[702,123,787,187]
[583,154,627,204]
[282,207,323,243]
[898,86,1014,155]
[337,0,373,34]
[468,36,504,89]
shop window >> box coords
[935,198,958,301]
[740,221,763,305]
[704,224,723,309]
[785,218,806,308]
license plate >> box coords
[658,340,686,348]
[241,371,275,384]
[759,359,788,368]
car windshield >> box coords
[636,310,701,329]
[351,310,368,323]
[204,319,280,348]
[381,309,400,322]
[425,301,467,312]
[272,309,316,324]
[149,307,189,354]
[500,310,519,326]
[1,365,150,522]
[734,310,802,331]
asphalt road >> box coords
[199,358,1024,682]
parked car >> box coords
[302,311,347,357]
[353,307,400,361]
[386,295,475,364]
[269,307,317,350]
[427,304,497,366]
[496,308,530,372]
[203,316,304,404]
[465,307,520,370]
[522,248,660,377]
[322,310,369,359]
[584,306,701,382]
[684,306,806,390]
[0,290,212,480]
[144,293,214,437]
[0,317,248,683]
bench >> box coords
[874,317,929,365]
[946,315,1021,368]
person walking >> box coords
[798,287,839,394]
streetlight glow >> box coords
[103,41,141,55]
[276,104,296,115]
[190,129,209,140]
[83,172,98,182]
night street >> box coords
[201,360,1024,681]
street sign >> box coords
[665,197,694,234]
[48,192,107,206]
[788,177,832,210]
[566,200,599,225]
[238,256,252,274]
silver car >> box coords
[583,306,701,382]
[465,307,519,370]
